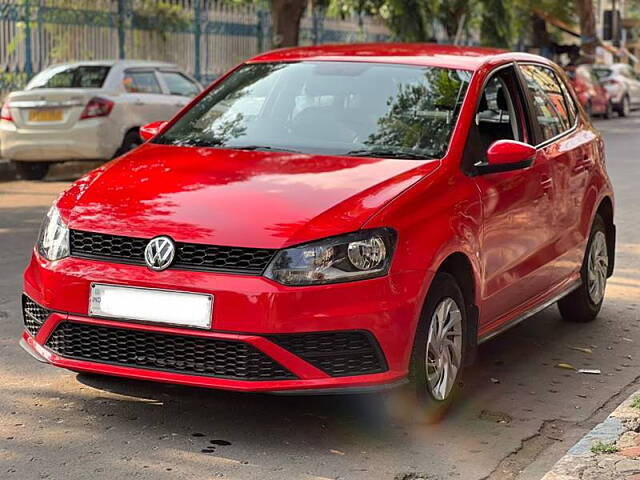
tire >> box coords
[409,272,467,421]
[618,96,630,117]
[585,101,593,118]
[603,100,614,119]
[13,161,50,180]
[558,215,609,323]
[114,129,142,158]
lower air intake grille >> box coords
[269,331,387,377]
[22,295,50,336]
[46,322,296,381]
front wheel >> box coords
[13,161,50,180]
[558,215,609,323]
[409,272,467,420]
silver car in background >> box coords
[593,63,640,117]
[0,60,202,180]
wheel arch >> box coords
[595,196,615,277]
[433,252,480,365]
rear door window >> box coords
[26,65,110,89]
[519,64,572,143]
[123,71,162,94]
[160,71,200,97]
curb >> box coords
[542,391,640,479]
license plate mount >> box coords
[89,284,213,329]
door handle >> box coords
[134,100,146,106]
[174,103,186,108]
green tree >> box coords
[479,0,513,48]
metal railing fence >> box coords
[0,0,389,97]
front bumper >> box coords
[22,252,427,393]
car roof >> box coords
[247,43,550,71]
[44,60,179,69]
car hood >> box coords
[58,144,439,249]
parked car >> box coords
[593,63,640,117]
[566,64,613,118]
[21,45,615,416]
[0,60,202,180]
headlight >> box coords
[264,228,396,286]
[37,205,69,261]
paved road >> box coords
[0,116,639,480]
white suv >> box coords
[0,60,202,179]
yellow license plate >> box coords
[28,109,63,122]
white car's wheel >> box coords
[13,161,50,181]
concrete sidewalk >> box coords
[542,391,640,480]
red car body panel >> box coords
[21,44,615,393]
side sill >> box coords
[478,280,581,344]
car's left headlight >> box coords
[37,205,69,261]
[264,228,396,286]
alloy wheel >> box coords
[425,297,463,401]
[587,231,608,305]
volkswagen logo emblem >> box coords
[144,236,175,271]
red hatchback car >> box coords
[566,64,613,118]
[22,44,615,411]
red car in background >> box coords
[19,44,615,415]
[566,64,613,118]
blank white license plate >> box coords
[89,284,213,329]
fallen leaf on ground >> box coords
[568,346,593,354]
[330,449,345,455]
[556,363,577,370]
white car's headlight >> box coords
[264,229,396,286]
[37,205,69,261]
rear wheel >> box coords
[585,100,593,117]
[558,215,608,323]
[409,272,467,421]
[618,96,631,117]
[114,130,142,158]
[603,100,614,119]
[13,161,50,180]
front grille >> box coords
[269,331,387,377]
[22,295,50,336]
[45,322,295,381]
[69,230,276,275]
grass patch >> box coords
[591,441,619,454]
[631,396,640,409]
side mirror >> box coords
[475,140,536,175]
[140,121,167,142]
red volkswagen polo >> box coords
[21,44,615,412]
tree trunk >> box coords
[531,14,552,57]
[271,0,307,49]
[575,0,597,61]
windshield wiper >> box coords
[345,149,431,160]
[230,145,301,153]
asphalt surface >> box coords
[0,115,639,480]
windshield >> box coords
[593,68,612,80]
[155,62,471,159]
[27,65,111,89]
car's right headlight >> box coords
[264,228,396,286]
[37,205,69,261]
